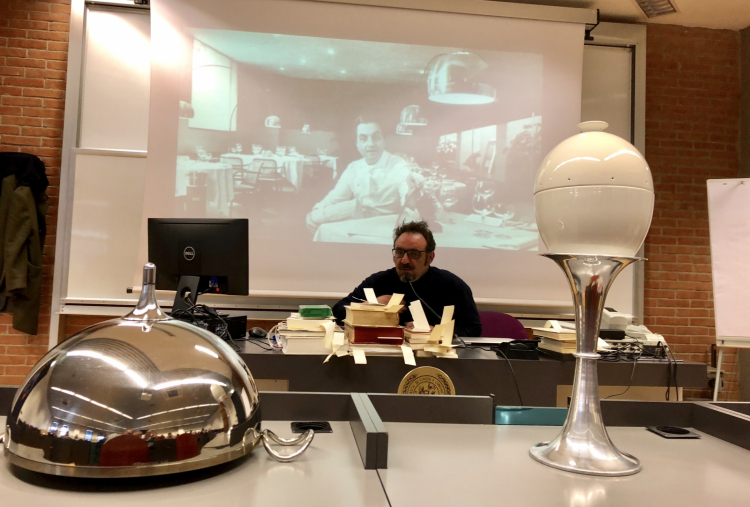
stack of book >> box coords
[343,300,405,358]
[404,328,432,351]
[532,322,576,356]
[277,313,335,355]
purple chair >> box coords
[479,311,528,340]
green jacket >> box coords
[0,174,46,335]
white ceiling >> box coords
[501,0,750,30]
[190,29,538,84]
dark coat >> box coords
[0,153,49,335]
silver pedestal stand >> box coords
[529,253,642,476]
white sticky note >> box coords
[364,288,379,305]
[429,323,445,343]
[409,300,431,332]
[333,332,345,347]
[547,320,564,331]
[441,320,455,347]
[386,293,404,309]
[441,305,454,325]
[401,345,416,366]
[323,321,336,349]
[352,349,367,364]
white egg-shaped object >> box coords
[534,121,654,257]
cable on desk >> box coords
[460,343,524,407]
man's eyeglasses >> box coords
[392,248,426,260]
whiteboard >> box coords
[79,6,150,150]
[707,179,750,341]
[65,7,638,316]
[68,152,147,300]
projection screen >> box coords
[143,0,586,304]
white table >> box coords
[175,160,234,217]
[314,212,539,250]
[0,419,388,507]
[378,423,750,507]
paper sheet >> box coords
[386,293,404,309]
[441,305,454,325]
[352,349,367,364]
[409,300,431,332]
[322,321,336,349]
[441,320,455,347]
[332,332,345,347]
[401,345,416,366]
[429,323,445,343]
[364,288,379,305]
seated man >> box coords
[306,116,421,233]
[333,220,482,337]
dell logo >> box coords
[183,246,196,261]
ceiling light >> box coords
[195,344,219,359]
[152,378,227,391]
[327,48,335,55]
[426,52,495,105]
[66,350,148,388]
[635,0,677,18]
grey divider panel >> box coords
[356,395,389,469]
[693,402,750,451]
[367,394,494,424]
[600,400,693,428]
[259,391,353,421]
[710,402,750,417]
[600,400,750,452]
[258,391,384,469]
[349,393,382,470]
[0,387,14,417]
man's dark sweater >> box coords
[333,266,482,337]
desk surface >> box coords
[379,422,750,507]
[0,419,388,507]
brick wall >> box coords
[0,0,69,385]
[644,25,742,400]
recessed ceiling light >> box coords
[300,59,306,64]
[279,67,285,70]
[340,69,346,74]
[635,0,677,17]
[327,48,335,55]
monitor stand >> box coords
[172,275,201,314]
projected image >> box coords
[175,31,543,251]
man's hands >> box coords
[405,321,434,330]
[376,295,392,305]
[305,212,318,233]
[376,294,406,313]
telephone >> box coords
[625,324,668,347]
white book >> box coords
[279,336,329,355]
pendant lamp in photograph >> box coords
[426,52,495,105]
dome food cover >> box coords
[534,121,655,257]
[2,264,312,478]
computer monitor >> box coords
[148,218,249,309]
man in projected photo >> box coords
[332,221,482,337]
[306,116,421,233]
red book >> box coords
[343,322,404,345]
